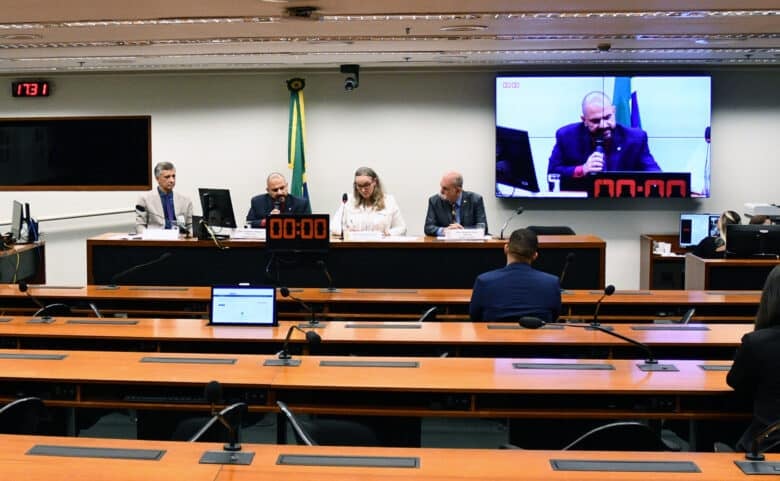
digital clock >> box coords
[266,214,330,253]
[12,81,51,97]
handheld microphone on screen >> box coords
[279,286,325,327]
[18,281,70,322]
[316,260,339,293]
[340,193,348,240]
[99,252,173,290]
[517,316,674,371]
[558,252,575,291]
[135,204,190,235]
[264,324,322,366]
[591,284,615,328]
[594,136,605,154]
[498,207,524,240]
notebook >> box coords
[209,285,277,326]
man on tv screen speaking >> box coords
[547,91,660,182]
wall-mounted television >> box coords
[496,75,711,199]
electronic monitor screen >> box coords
[10,200,23,242]
[209,285,277,326]
[199,188,237,229]
[496,74,712,199]
[679,213,720,248]
[725,224,780,259]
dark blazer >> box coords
[692,236,725,259]
[246,193,311,227]
[424,191,488,236]
[469,262,561,322]
[547,123,660,179]
[727,325,780,450]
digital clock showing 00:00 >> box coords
[12,81,51,97]
[266,214,330,253]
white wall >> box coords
[1,69,778,288]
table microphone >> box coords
[745,419,780,461]
[272,325,322,363]
[316,260,339,293]
[135,204,189,235]
[18,281,69,322]
[340,193,348,240]
[591,284,615,327]
[103,252,173,289]
[279,286,324,327]
[499,207,524,240]
[559,252,575,290]
[205,380,223,415]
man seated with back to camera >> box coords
[469,228,561,322]
[424,171,488,237]
[246,172,311,228]
[547,91,660,190]
[135,161,193,234]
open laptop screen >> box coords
[209,285,277,326]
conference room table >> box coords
[85,233,606,289]
[685,254,780,290]
[0,284,762,322]
[0,317,749,360]
[2,434,777,481]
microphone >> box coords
[192,381,250,461]
[264,324,322,366]
[594,136,605,154]
[518,316,676,371]
[280,286,325,327]
[340,193,348,240]
[18,281,70,322]
[101,252,173,289]
[745,419,780,461]
[135,204,189,235]
[204,380,223,415]
[499,207,524,240]
[316,260,339,293]
[591,284,615,327]
[559,252,575,290]
[417,306,438,322]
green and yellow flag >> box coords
[286,77,308,199]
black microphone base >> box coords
[585,324,614,331]
[264,358,302,366]
[319,287,342,293]
[735,460,780,474]
[96,285,121,290]
[297,321,327,329]
[27,317,55,324]
[637,362,679,372]
[199,450,254,465]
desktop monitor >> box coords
[679,213,720,248]
[199,188,237,229]
[726,224,780,258]
[209,285,277,326]
[10,200,23,242]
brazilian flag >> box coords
[613,76,642,128]
[286,77,308,199]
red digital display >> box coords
[266,214,330,253]
[12,81,51,97]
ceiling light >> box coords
[440,25,488,32]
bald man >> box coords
[246,172,311,228]
[424,171,488,237]
[547,91,659,182]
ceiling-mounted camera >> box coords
[340,64,360,92]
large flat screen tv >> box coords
[496,75,711,199]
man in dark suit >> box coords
[246,172,311,228]
[424,171,488,237]
[547,91,660,186]
[469,228,560,322]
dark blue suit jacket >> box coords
[547,123,660,179]
[727,326,780,450]
[246,193,311,227]
[424,191,488,236]
[469,262,561,322]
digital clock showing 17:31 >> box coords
[12,81,51,97]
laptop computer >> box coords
[209,285,277,326]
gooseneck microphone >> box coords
[499,207,524,240]
[280,286,324,327]
[745,419,780,461]
[591,284,615,327]
[517,316,674,371]
[135,204,189,235]
[18,281,70,322]
[102,252,173,290]
[193,380,250,461]
[316,260,339,293]
[340,193,348,240]
[559,252,575,289]
[264,325,322,366]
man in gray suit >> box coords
[135,161,193,233]
[424,171,488,237]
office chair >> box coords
[562,421,679,451]
[0,397,46,434]
[276,400,380,446]
[527,226,576,236]
[34,303,71,318]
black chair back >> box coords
[0,397,45,434]
[563,421,676,451]
[527,225,576,236]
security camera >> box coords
[340,64,360,92]
[597,43,611,53]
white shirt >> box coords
[331,193,407,236]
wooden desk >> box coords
[0,242,45,284]
[2,434,776,481]
[0,349,746,421]
[86,233,605,289]
[640,234,686,289]
[685,255,780,290]
[0,317,750,360]
[0,285,762,322]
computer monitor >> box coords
[496,126,540,194]
[679,212,720,248]
[726,224,780,258]
[208,285,277,326]
[198,188,237,229]
[10,200,23,242]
